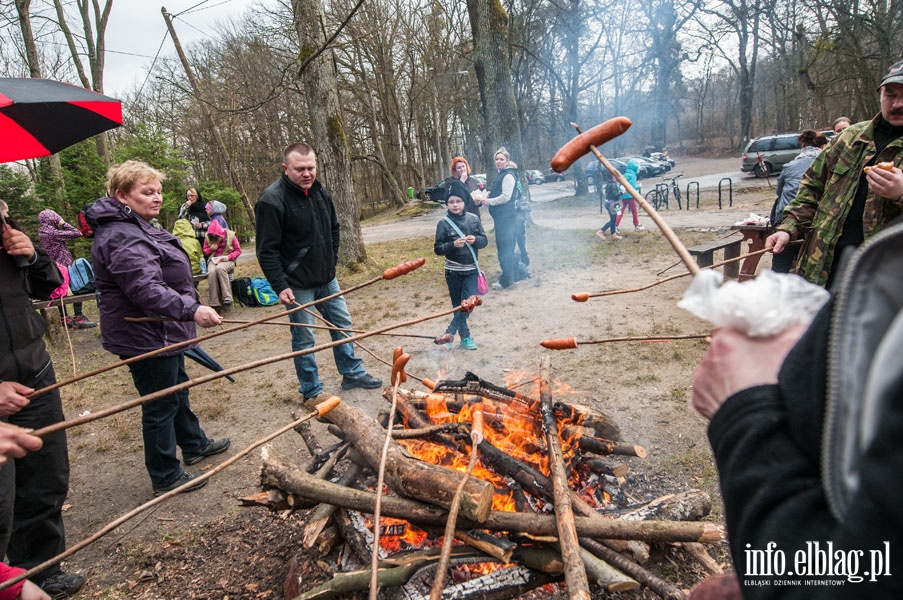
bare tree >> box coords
[466,0,525,177]
[292,0,366,264]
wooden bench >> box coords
[688,234,742,279]
[33,274,210,312]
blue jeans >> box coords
[489,205,520,287]
[444,269,478,339]
[288,278,366,398]
[126,353,210,488]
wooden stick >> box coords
[539,355,591,600]
[573,122,697,275]
[259,462,724,543]
[429,411,484,600]
[572,242,804,302]
[581,538,687,600]
[541,333,709,349]
[219,318,436,339]
[30,300,475,438]
[369,371,404,600]
[0,398,341,593]
[28,258,426,400]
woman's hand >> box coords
[194,306,223,328]
[453,237,466,248]
[464,235,475,244]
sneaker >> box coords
[153,471,208,497]
[70,315,97,329]
[595,230,607,240]
[341,373,382,390]
[635,225,645,231]
[460,337,477,350]
[220,300,233,314]
[611,234,623,240]
[37,571,86,599]
[434,333,454,345]
[490,281,504,290]
[183,438,231,465]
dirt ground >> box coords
[44,160,777,599]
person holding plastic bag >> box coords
[689,218,903,597]
[433,183,487,350]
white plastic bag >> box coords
[677,269,830,337]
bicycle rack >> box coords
[685,181,699,210]
[718,177,733,209]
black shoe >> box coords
[153,471,209,497]
[183,438,231,466]
[341,373,382,390]
[38,571,86,599]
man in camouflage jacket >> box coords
[767,59,903,287]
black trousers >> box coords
[0,363,69,581]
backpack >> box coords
[231,277,257,306]
[250,277,279,306]
[75,201,97,238]
[68,258,96,294]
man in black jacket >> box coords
[255,143,381,400]
[0,212,85,598]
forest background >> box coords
[1,0,900,260]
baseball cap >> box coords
[878,59,903,88]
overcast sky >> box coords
[102,0,260,97]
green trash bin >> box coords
[407,186,414,199]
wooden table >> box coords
[730,223,770,281]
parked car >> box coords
[472,173,487,187]
[544,168,566,182]
[741,130,835,177]
[649,151,675,168]
[740,133,802,177]
[416,180,448,203]
[620,156,667,177]
[525,169,545,185]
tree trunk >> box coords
[466,0,526,179]
[292,0,367,264]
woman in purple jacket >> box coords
[87,161,230,496]
[37,209,96,329]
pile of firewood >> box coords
[251,361,723,600]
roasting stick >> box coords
[541,333,709,350]
[30,297,479,438]
[570,121,698,276]
[218,318,437,340]
[429,410,484,600]
[369,353,411,600]
[0,398,342,594]
[572,242,803,302]
[26,258,427,400]
[539,355,591,600]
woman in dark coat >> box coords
[88,161,230,496]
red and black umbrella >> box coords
[0,77,122,163]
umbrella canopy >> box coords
[185,346,235,383]
[0,77,122,163]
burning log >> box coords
[259,459,723,543]
[322,401,494,523]
[534,357,590,598]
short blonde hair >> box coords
[107,161,166,197]
[494,147,511,161]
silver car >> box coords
[740,133,803,177]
